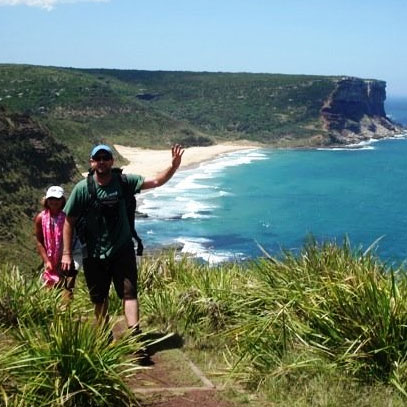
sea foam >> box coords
[175,236,243,264]
[138,149,267,220]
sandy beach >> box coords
[114,143,259,178]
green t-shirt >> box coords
[64,173,144,259]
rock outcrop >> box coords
[321,77,400,145]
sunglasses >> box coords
[92,155,112,162]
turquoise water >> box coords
[386,97,407,125]
[136,100,407,263]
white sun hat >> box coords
[45,186,64,199]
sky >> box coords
[0,0,406,96]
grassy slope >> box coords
[82,69,337,144]
[137,243,407,405]
[0,64,339,170]
[1,244,407,406]
[0,106,79,268]
[0,64,214,168]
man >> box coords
[61,144,184,333]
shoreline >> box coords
[114,134,407,177]
[121,135,407,263]
[114,142,261,178]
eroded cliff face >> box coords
[321,77,400,144]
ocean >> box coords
[136,97,407,264]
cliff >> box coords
[0,106,79,267]
[321,77,400,144]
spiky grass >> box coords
[137,242,407,397]
[1,310,142,406]
[0,265,60,328]
[4,241,407,402]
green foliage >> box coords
[0,265,143,406]
[0,64,341,169]
[0,264,56,327]
[174,132,214,147]
[139,255,245,342]
[0,64,212,167]
[85,69,337,143]
[0,107,79,267]
[135,243,407,400]
[238,240,407,381]
[2,314,140,406]
[2,242,407,405]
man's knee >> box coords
[122,277,138,300]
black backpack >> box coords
[75,168,143,256]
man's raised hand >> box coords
[171,144,184,170]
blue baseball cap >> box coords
[90,144,113,159]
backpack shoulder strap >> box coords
[111,167,124,176]
[86,169,97,201]
[116,170,144,256]
[74,169,98,245]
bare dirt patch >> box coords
[113,319,237,406]
[142,389,237,407]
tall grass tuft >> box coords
[1,310,141,406]
[220,240,407,391]
[140,254,245,343]
[0,264,59,328]
[137,242,407,396]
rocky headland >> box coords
[321,77,401,145]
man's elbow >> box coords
[142,179,161,190]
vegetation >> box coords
[0,266,142,406]
[0,64,341,168]
[2,241,407,405]
[0,106,79,268]
[87,69,336,143]
[0,64,216,166]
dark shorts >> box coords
[83,243,138,304]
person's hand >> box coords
[45,260,53,272]
[61,253,73,272]
[171,144,184,170]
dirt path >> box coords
[113,319,237,407]
[142,389,235,407]
[130,349,235,407]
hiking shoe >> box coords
[135,348,154,366]
[130,327,142,337]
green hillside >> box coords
[0,64,340,169]
[0,64,211,168]
[0,106,79,267]
[84,69,337,143]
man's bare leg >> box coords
[124,298,139,329]
[125,298,152,364]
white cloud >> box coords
[0,0,108,11]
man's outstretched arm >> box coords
[141,144,184,190]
